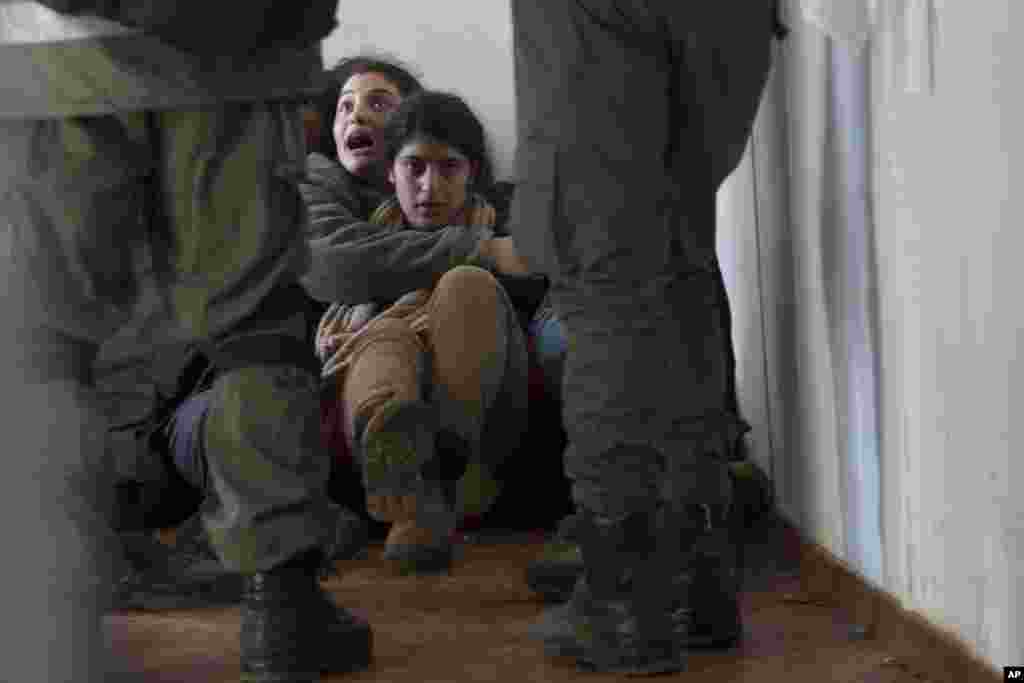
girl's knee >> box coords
[435,265,500,304]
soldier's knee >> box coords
[210,365,318,449]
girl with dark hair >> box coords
[314,90,534,572]
[301,54,425,233]
[311,55,425,161]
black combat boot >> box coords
[531,506,687,675]
[529,503,743,658]
[681,503,743,648]
[525,458,767,606]
[240,548,372,683]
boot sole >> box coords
[543,628,741,659]
[543,634,686,675]
[576,650,686,676]
[360,400,436,497]
[538,608,743,658]
[241,620,372,682]
[241,673,318,683]
[683,621,744,649]
[525,562,583,603]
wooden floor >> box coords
[106,519,938,682]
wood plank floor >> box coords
[106,520,938,682]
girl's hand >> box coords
[484,237,530,276]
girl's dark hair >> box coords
[381,90,496,193]
[312,55,424,159]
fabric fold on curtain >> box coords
[822,39,884,584]
[791,0,936,94]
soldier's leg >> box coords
[202,364,332,572]
[152,103,326,571]
[201,361,370,680]
[0,113,148,681]
[154,103,371,680]
[113,378,370,612]
[532,275,741,673]
[525,257,761,603]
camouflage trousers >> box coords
[0,99,332,612]
[549,272,745,520]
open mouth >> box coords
[345,130,376,152]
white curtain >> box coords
[822,39,884,584]
[717,0,939,587]
[720,0,1023,671]
[717,9,886,582]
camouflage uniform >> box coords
[510,0,776,534]
[508,0,779,672]
[0,2,340,679]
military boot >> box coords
[525,458,769,603]
[678,502,743,647]
[240,548,372,682]
[112,502,368,610]
[530,506,689,675]
[530,503,743,654]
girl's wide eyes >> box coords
[338,96,395,116]
[401,158,427,176]
[442,159,467,175]
[369,97,396,113]
[399,158,468,178]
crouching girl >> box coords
[314,91,533,572]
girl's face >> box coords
[389,137,475,228]
[333,72,402,178]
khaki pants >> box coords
[323,266,530,484]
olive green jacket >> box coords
[0,0,324,119]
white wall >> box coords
[870,0,1021,666]
[322,3,518,180]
